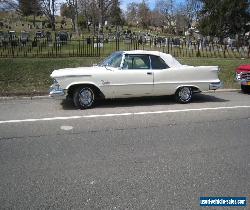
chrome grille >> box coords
[241,72,250,81]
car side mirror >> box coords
[121,63,128,70]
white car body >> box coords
[50,50,222,107]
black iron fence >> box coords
[0,36,249,58]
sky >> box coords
[57,0,155,10]
[57,0,186,12]
[121,0,186,10]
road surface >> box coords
[0,91,249,209]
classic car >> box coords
[235,64,250,93]
[49,50,222,109]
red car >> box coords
[235,64,250,93]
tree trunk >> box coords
[74,0,79,35]
[52,0,55,31]
[33,14,36,27]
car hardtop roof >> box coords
[123,50,170,57]
[121,50,182,68]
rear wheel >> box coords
[73,86,95,109]
[175,87,192,103]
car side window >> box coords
[100,52,122,68]
[123,55,150,70]
[150,55,169,69]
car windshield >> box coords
[99,52,123,68]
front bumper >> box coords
[49,85,66,99]
[209,81,223,90]
[241,80,250,86]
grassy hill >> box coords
[0,11,73,36]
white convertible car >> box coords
[49,50,222,109]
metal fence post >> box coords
[167,38,170,54]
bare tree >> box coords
[126,2,139,26]
[78,0,91,21]
[1,0,21,13]
[64,0,79,34]
[155,0,176,34]
[137,0,151,28]
[78,0,98,33]
[98,0,112,30]
[109,0,122,28]
[151,9,164,28]
[181,0,202,26]
[40,0,57,31]
[78,0,113,34]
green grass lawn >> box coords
[0,57,249,96]
[0,57,102,96]
[179,58,250,89]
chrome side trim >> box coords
[56,75,92,78]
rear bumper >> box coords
[49,85,66,99]
[209,82,223,90]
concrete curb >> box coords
[0,89,242,101]
[0,95,50,100]
[205,89,241,93]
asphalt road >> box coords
[0,91,249,209]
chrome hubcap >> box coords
[179,87,191,101]
[79,89,93,106]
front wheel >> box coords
[73,86,95,109]
[241,85,250,93]
[175,87,192,103]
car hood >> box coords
[51,66,104,78]
[236,65,250,74]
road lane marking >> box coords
[60,126,73,131]
[0,105,249,124]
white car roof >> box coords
[123,50,182,68]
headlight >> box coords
[236,73,241,80]
[51,78,61,90]
[53,78,58,84]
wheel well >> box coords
[176,86,200,94]
[191,86,201,93]
[67,84,105,99]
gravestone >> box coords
[124,36,132,44]
[36,31,42,39]
[86,37,91,45]
[20,31,29,45]
[32,38,38,47]
[46,31,52,42]
[56,32,68,46]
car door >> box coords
[150,55,176,95]
[112,54,154,97]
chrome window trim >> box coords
[122,54,151,70]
